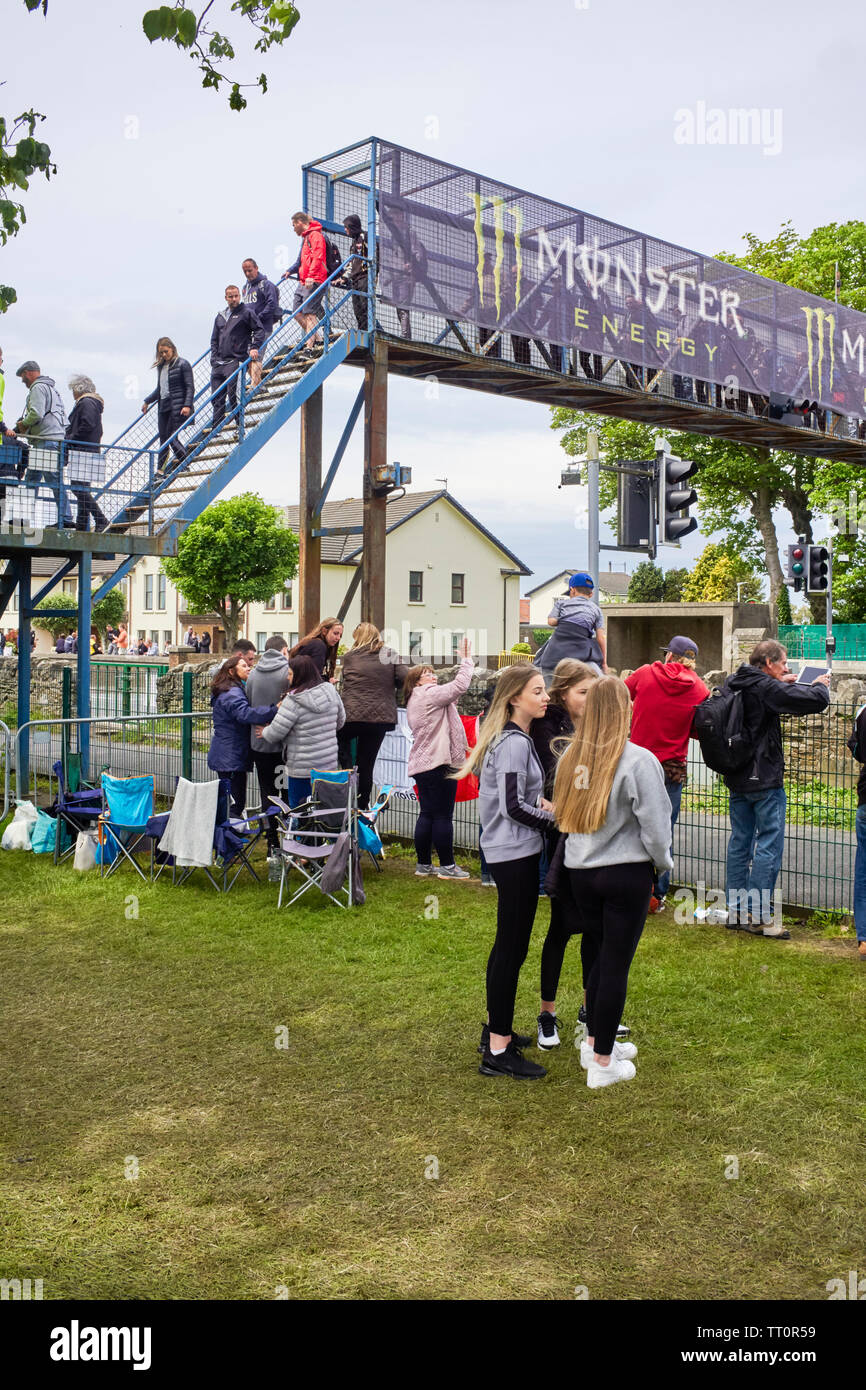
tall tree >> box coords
[160,493,299,648]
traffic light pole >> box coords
[826,533,835,671]
[586,428,599,590]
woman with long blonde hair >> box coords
[553,677,672,1090]
[463,664,554,1079]
[337,621,408,809]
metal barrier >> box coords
[497,651,533,669]
[781,625,866,662]
[372,706,860,915]
[0,718,11,820]
[0,439,160,536]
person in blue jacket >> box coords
[207,651,277,817]
[241,259,280,388]
[209,287,265,432]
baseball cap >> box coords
[16,360,39,376]
[568,572,594,590]
[662,635,699,658]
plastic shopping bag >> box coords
[1,801,38,851]
[73,829,98,871]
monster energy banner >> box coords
[376,142,866,421]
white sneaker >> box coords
[586,1055,637,1089]
[580,1038,637,1069]
[537,1011,561,1049]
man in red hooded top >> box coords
[625,635,710,908]
[290,211,329,353]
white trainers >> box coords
[436,864,471,880]
[537,1011,561,1049]
[586,1055,637,1089]
[580,1038,637,1070]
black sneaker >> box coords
[577,1003,630,1040]
[478,1041,547,1080]
[537,1010,561,1049]
[478,1022,532,1054]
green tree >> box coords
[663,567,690,602]
[627,561,666,602]
[776,583,793,626]
[32,586,127,650]
[682,544,762,603]
[161,493,299,647]
[4,1,300,311]
[551,217,866,621]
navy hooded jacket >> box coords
[210,304,266,367]
[207,682,277,772]
[66,394,104,451]
[242,273,280,333]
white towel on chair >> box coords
[158,778,219,867]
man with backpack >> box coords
[625,635,709,911]
[289,211,335,357]
[697,639,830,938]
[848,700,866,959]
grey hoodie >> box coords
[19,375,66,440]
[261,680,346,777]
[246,649,290,751]
[479,722,554,864]
[563,741,673,873]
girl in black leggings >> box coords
[553,678,672,1090]
[457,664,555,1080]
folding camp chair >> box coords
[159,779,275,893]
[315,769,394,873]
[269,768,362,909]
[99,773,155,881]
[51,756,105,864]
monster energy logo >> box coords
[469,194,523,317]
[802,305,836,397]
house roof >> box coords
[524,569,574,597]
[281,489,531,574]
[597,572,631,597]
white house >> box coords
[125,489,531,665]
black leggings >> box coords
[338,720,390,810]
[540,895,586,1001]
[413,764,457,865]
[217,769,248,820]
[567,861,653,1055]
[487,854,541,1036]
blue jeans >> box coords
[854,806,866,942]
[655,778,683,899]
[726,788,786,924]
[288,776,312,809]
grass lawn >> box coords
[1,836,864,1301]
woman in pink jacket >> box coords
[405,638,474,881]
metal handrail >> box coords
[0,719,11,820]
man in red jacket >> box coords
[291,211,328,354]
[625,635,710,909]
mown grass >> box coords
[0,836,864,1301]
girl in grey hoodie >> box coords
[457,664,555,1081]
[553,677,672,1091]
[259,654,345,807]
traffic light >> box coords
[786,541,805,592]
[657,449,698,544]
[806,544,829,593]
[617,465,653,549]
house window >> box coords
[144,574,153,611]
[62,579,76,596]
[409,630,424,661]
[409,570,423,602]
[451,573,465,604]
[149,629,159,647]
[289,632,299,648]
[137,630,146,642]
[163,630,172,649]
[255,632,268,653]
[451,631,464,662]
[264,595,276,611]
[280,583,293,611]
[157,573,166,610]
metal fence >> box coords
[373,708,860,915]
[780,624,866,662]
[5,701,861,916]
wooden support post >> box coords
[362,338,388,629]
[298,386,323,636]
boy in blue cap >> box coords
[536,573,607,684]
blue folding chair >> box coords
[51,757,103,864]
[99,773,155,881]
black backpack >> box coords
[847,704,866,762]
[323,236,342,277]
[692,683,754,775]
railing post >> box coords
[16,553,32,794]
[76,550,92,778]
[181,670,193,782]
[238,367,246,443]
[121,663,131,718]
[61,665,72,768]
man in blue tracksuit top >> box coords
[241,259,280,388]
[209,286,265,431]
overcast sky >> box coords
[3,0,864,591]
